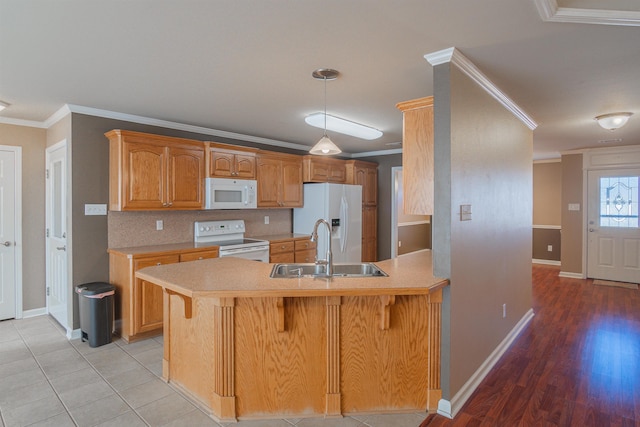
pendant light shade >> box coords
[309,68,342,156]
[310,135,342,155]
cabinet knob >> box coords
[281,245,286,249]
[156,262,161,266]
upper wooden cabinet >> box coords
[256,151,303,208]
[346,160,378,206]
[302,155,347,183]
[206,142,258,179]
[106,130,205,211]
[396,96,434,215]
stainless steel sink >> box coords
[270,263,388,278]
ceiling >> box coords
[1,0,640,160]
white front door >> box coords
[46,142,69,329]
[587,169,640,283]
[0,148,19,320]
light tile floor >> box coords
[0,315,429,427]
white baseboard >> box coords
[558,271,584,279]
[22,307,47,318]
[532,259,561,266]
[437,308,535,419]
[68,328,82,340]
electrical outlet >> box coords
[84,204,107,216]
[547,245,553,252]
[264,216,269,225]
[502,303,507,318]
[460,204,472,221]
[156,220,163,231]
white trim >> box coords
[424,48,538,131]
[534,0,640,27]
[437,308,535,419]
[68,328,81,340]
[398,220,430,226]
[390,167,401,259]
[559,271,585,279]
[0,116,49,129]
[0,145,23,320]
[22,307,47,318]
[5,103,402,159]
[533,259,561,266]
[351,148,402,158]
[532,224,561,230]
[56,104,403,158]
[533,158,561,164]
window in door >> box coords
[598,176,639,228]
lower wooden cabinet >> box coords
[108,246,219,342]
[269,236,315,263]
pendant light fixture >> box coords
[309,68,342,155]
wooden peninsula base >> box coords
[136,252,447,422]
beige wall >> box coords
[0,123,47,311]
[433,64,533,399]
[560,153,584,274]
[533,161,561,225]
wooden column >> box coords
[427,289,443,411]
[212,297,236,421]
[325,296,342,416]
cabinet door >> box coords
[257,157,282,207]
[168,146,205,209]
[123,142,167,209]
[362,206,377,262]
[234,154,256,179]
[328,164,346,183]
[133,255,180,334]
[280,159,303,207]
[210,150,236,178]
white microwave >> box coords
[205,178,257,209]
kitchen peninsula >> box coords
[136,250,447,422]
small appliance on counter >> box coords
[194,219,269,262]
[293,183,362,263]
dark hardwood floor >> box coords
[421,264,640,427]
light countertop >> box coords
[135,249,448,298]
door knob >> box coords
[2,241,11,247]
[589,228,595,232]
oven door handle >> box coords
[222,246,267,255]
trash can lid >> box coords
[76,282,115,295]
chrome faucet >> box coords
[310,219,333,276]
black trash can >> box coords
[76,282,115,348]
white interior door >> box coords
[46,143,69,329]
[0,148,19,320]
[587,169,640,283]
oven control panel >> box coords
[195,220,245,238]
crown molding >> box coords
[425,47,538,131]
[0,116,49,128]
[5,103,403,158]
[534,0,640,26]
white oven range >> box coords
[194,220,269,263]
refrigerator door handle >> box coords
[340,195,348,253]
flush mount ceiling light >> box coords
[595,112,633,131]
[305,113,383,140]
[0,100,9,111]
[309,69,342,156]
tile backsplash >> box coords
[108,209,292,248]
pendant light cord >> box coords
[323,76,328,137]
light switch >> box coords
[460,204,472,221]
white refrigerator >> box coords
[293,183,362,264]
